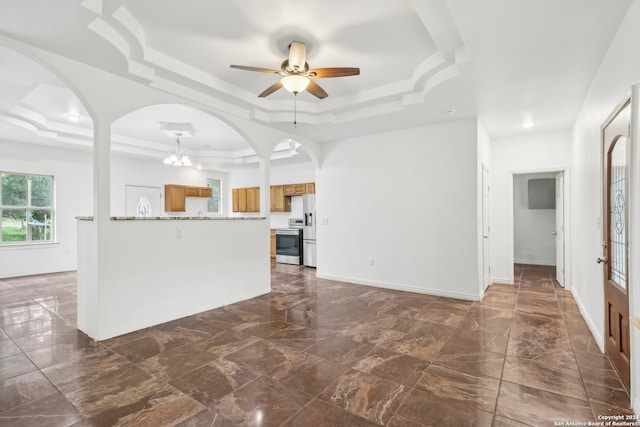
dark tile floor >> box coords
[0,263,633,426]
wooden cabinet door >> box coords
[232,188,245,212]
[284,184,305,196]
[232,188,237,212]
[270,229,276,259]
[185,186,199,197]
[164,185,186,212]
[238,188,247,212]
[199,187,212,198]
[246,187,259,212]
[305,183,315,194]
[271,186,281,211]
[270,185,291,212]
[270,186,279,211]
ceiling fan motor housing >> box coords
[281,60,309,74]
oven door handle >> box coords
[276,229,300,236]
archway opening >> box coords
[110,103,258,218]
[0,44,94,279]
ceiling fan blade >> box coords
[288,41,306,72]
[306,80,328,99]
[308,67,360,78]
[258,81,283,97]
[230,65,281,74]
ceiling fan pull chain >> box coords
[294,94,297,128]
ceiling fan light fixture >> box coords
[281,75,310,94]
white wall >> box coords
[316,119,481,300]
[78,217,270,340]
[513,173,557,265]
[490,130,571,284]
[571,0,640,410]
[0,141,93,278]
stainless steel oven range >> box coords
[275,218,303,265]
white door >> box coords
[482,166,491,290]
[125,185,162,217]
[555,173,565,287]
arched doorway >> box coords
[0,43,94,279]
[110,103,258,218]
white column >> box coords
[77,119,111,339]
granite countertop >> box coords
[76,216,266,221]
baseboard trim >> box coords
[491,278,515,285]
[316,273,481,301]
[513,259,556,266]
[0,267,76,279]
[571,287,605,353]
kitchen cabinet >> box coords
[233,188,246,212]
[305,182,315,194]
[270,229,276,259]
[246,187,260,212]
[284,184,306,196]
[164,185,186,212]
[186,186,212,197]
[270,185,291,212]
[165,184,212,212]
[232,186,259,212]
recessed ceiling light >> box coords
[522,122,535,128]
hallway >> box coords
[0,264,632,426]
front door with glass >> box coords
[601,98,631,388]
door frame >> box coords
[628,84,640,409]
[601,95,633,390]
[482,164,491,291]
[506,167,572,289]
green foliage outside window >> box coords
[1,172,54,243]
[207,178,221,214]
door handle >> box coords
[552,232,557,236]
[483,235,489,239]
[597,257,608,264]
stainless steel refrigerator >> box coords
[302,194,316,267]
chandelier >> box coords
[163,132,192,166]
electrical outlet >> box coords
[369,257,375,266]
[176,228,182,238]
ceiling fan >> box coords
[230,41,359,99]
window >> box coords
[207,178,221,214]
[1,172,54,243]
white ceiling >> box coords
[0,0,634,169]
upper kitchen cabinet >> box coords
[232,188,245,212]
[283,184,306,196]
[305,183,315,194]
[270,185,291,212]
[232,186,260,212]
[186,186,213,197]
[246,187,260,212]
[165,184,213,212]
[165,185,186,212]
